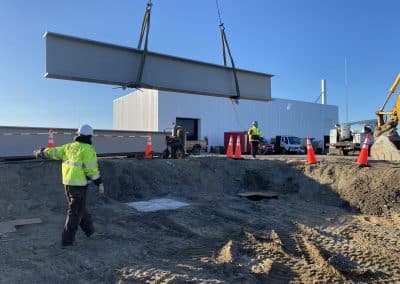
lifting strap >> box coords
[215,0,241,103]
[128,0,152,89]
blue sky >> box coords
[0,0,399,129]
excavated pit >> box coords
[0,156,399,283]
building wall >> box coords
[157,90,338,147]
[114,89,338,148]
[113,89,158,131]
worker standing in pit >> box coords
[248,121,263,159]
[34,124,104,247]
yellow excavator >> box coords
[370,73,400,161]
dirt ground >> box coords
[1,155,400,283]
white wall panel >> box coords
[114,90,338,148]
[113,89,158,131]
[157,91,338,147]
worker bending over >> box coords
[34,124,104,247]
[248,121,263,159]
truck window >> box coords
[288,137,300,144]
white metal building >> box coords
[113,89,338,148]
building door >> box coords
[176,118,198,140]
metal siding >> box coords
[155,92,338,147]
[0,126,167,158]
[113,90,158,131]
[45,32,272,101]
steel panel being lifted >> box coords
[44,32,272,101]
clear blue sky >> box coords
[0,0,399,129]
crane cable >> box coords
[215,0,241,103]
[215,0,243,130]
[127,0,153,89]
[215,0,227,65]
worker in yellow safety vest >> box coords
[34,124,104,247]
[248,121,263,159]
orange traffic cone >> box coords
[306,136,317,164]
[226,135,234,158]
[357,134,370,167]
[233,136,243,160]
[48,129,55,148]
[145,134,153,159]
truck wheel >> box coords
[191,145,201,155]
[343,150,349,156]
[281,148,286,154]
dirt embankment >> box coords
[302,157,400,216]
[0,157,399,283]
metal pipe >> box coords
[321,79,327,105]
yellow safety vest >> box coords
[248,126,263,141]
[45,142,100,186]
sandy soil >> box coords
[0,156,399,283]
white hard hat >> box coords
[77,124,93,136]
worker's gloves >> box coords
[33,148,46,159]
[98,183,105,197]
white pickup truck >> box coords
[272,135,303,154]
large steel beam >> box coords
[44,32,272,101]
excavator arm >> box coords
[371,73,400,161]
[374,73,400,137]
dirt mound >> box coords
[0,156,399,283]
[303,157,400,215]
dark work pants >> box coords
[251,141,259,158]
[62,185,95,245]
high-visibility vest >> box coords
[248,126,263,141]
[45,142,101,186]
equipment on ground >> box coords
[328,124,360,155]
[163,125,186,159]
[162,125,207,159]
[328,122,373,156]
[370,73,400,161]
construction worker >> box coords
[248,121,263,159]
[34,124,104,247]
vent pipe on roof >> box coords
[321,79,327,104]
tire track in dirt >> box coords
[298,220,400,283]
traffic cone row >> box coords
[306,136,317,164]
[48,129,55,148]
[357,134,370,167]
[225,133,370,168]
[145,133,153,159]
[226,135,243,160]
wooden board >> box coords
[0,218,42,234]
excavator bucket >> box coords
[370,135,400,161]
